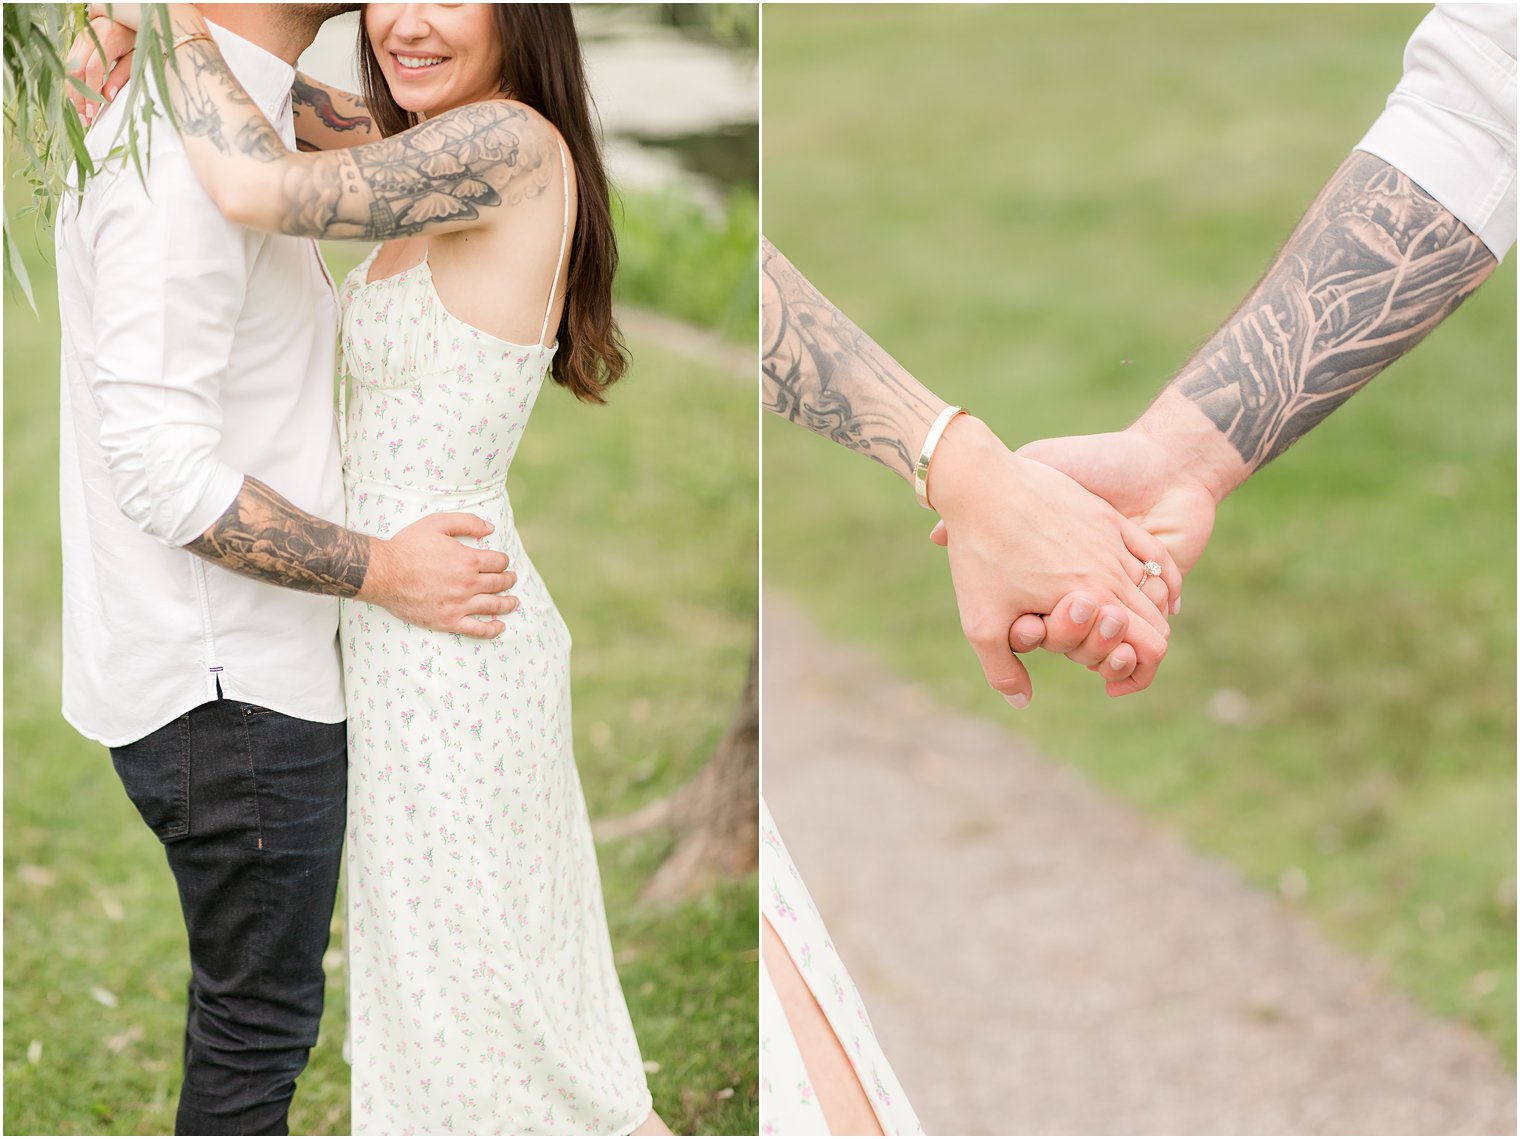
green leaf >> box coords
[3,212,37,313]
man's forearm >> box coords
[762,237,945,480]
[183,476,371,597]
[1139,151,1497,497]
[291,73,375,153]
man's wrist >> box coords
[353,535,388,604]
[1131,391,1249,504]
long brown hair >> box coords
[358,4,626,403]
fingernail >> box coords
[1171,596,1182,615]
[1015,629,1042,648]
[1005,692,1030,710]
[1068,595,1095,624]
[1098,616,1123,639]
[104,83,118,99]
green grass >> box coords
[5,221,757,1131]
[614,185,759,343]
[763,4,1516,1062]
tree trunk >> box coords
[638,642,758,905]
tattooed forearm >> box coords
[168,37,551,241]
[763,238,944,479]
[184,477,370,597]
[1169,151,1496,470]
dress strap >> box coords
[539,137,571,348]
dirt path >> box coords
[762,597,1516,1136]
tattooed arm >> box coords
[291,73,376,153]
[764,239,1182,702]
[762,237,946,478]
[182,477,518,637]
[1005,151,1497,596]
[1149,150,1496,491]
[158,6,553,240]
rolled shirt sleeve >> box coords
[87,143,250,547]
[1356,3,1518,260]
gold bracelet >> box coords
[914,405,968,511]
[170,31,213,52]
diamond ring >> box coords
[1140,560,1164,585]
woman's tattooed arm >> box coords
[165,31,553,241]
[184,477,370,596]
[1162,151,1497,472]
[763,238,945,480]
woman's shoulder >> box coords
[418,99,568,166]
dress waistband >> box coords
[344,474,509,512]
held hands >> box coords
[361,513,519,639]
[926,415,1182,706]
[932,426,1218,698]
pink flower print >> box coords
[770,884,796,921]
[511,999,526,1018]
[799,1079,815,1103]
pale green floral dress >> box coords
[338,144,651,1135]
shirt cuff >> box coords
[1357,101,1517,260]
[166,460,244,549]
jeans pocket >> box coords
[109,714,192,842]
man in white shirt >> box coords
[57,6,516,1132]
[1000,2,1516,675]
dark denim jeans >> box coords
[110,698,346,1136]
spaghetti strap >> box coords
[540,137,572,347]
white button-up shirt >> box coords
[57,23,346,747]
[1357,3,1517,258]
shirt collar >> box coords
[206,20,297,124]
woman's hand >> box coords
[927,415,1181,704]
[66,15,137,122]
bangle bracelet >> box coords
[914,405,968,510]
[171,31,213,52]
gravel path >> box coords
[762,597,1516,1136]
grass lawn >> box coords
[4,214,757,1130]
[763,4,1516,1062]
